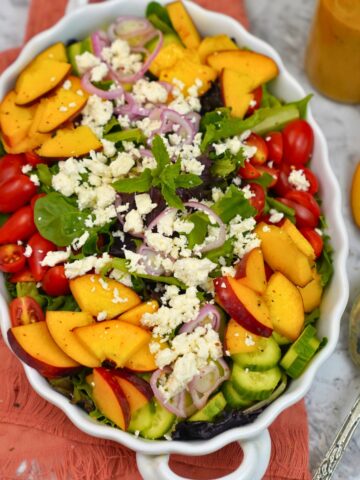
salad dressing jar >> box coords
[305,0,360,103]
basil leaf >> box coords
[212,185,257,223]
[34,192,90,246]
[113,169,153,193]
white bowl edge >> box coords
[0,0,349,456]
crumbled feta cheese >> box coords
[110,152,135,177]
[269,209,284,224]
[228,216,260,259]
[173,258,217,288]
[242,184,255,199]
[288,169,310,191]
[81,94,113,137]
[245,334,256,347]
[75,51,101,75]
[212,187,224,203]
[90,62,109,82]
[101,139,116,158]
[132,79,168,105]
[23,245,32,258]
[72,231,90,250]
[21,164,33,174]
[64,253,111,279]
[41,248,71,267]
[262,225,271,232]
[221,266,236,277]
[97,311,107,321]
[29,174,40,186]
[315,228,323,236]
[63,79,72,90]
[135,193,157,216]
[124,209,143,234]
[101,39,142,75]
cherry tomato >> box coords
[0,154,25,185]
[256,165,279,187]
[42,266,70,296]
[238,161,261,180]
[245,133,268,165]
[248,183,265,219]
[283,119,314,166]
[300,228,324,258]
[301,167,319,195]
[9,296,44,327]
[276,197,318,229]
[284,190,321,219]
[9,268,36,283]
[0,244,26,273]
[27,233,56,281]
[30,193,46,211]
[273,164,292,196]
[0,206,36,244]
[24,151,44,167]
[265,132,283,165]
[246,86,263,117]
[0,174,37,213]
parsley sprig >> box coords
[112,135,202,209]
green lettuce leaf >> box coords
[212,185,257,223]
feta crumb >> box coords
[21,164,33,174]
[23,245,33,258]
[97,311,107,321]
[288,169,310,192]
[245,334,256,347]
[124,209,143,234]
[59,106,68,112]
[75,51,101,75]
[262,225,271,232]
[269,209,284,224]
[90,62,109,82]
[40,248,71,267]
[63,79,72,90]
[135,193,157,216]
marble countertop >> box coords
[1,0,360,478]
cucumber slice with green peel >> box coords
[272,331,292,346]
[189,392,227,422]
[231,336,281,371]
[66,36,93,76]
[222,381,254,409]
[252,105,300,136]
[128,402,154,434]
[231,364,282,401]
[280,326,321,378]
[141,400,176,440]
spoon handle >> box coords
[312,394,360,480]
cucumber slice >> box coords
[231,364,282,401]
[222,381,254,409]
[141,400,176,440]
[280,325,321,379]
[189,392,227,422]
[272,331,292,346]
[66,36,93,76]
[252,105,300,136]
[128,402,154,434]
[232,336,281,371]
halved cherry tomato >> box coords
[25,151,44,167]
[0,244,26,273]
[0,206,36,244]
[0,154,25,185]
[42,266,70,296]
[301,167,319,195]
[30,193,46,211]
[248,183,265,219]
[265,132,283,165]
[9,268,35,283]
[299,228,324,258]
[283,119,314,166]
[284,190,321,219]
[238,161,261,180]
[256,165,279,187]
[273,164,292,196]
[0,174,37,213]
[276,197,318,229]
[246,86,263,117]
[9,296,44,327]
[27,233,56,281]
[245,133,268,165]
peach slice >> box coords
[255,223,313,287]
[225,318,262,355]
[0,91,36,146]
[46,311,99,368]
[118,300,159,326]
[198,35,238,64]
[112,369,153,414]
[214,276,273,337]
[235,247,267,294]
[298,270,323,313]
[265,272,305,341]
[281,219,315,261]
[70,274,141,319]
[89,368,131,430]
[207,50,279,88]
[124,338,167,372]
[73,320,151,368]
[220,69,256,119]
[166,1,201,49]
[7,322,80,378]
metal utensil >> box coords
[312,296,360,480]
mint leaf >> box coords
[175,173,202,189]
[152,134,171,175]
[186,212,209,249]
[113,169,153,193]
[161,183,184,209]
[212,185,257,223]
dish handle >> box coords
[136,429,271,480]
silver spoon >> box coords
[312,297,360,480]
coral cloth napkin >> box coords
[0,1,311,478]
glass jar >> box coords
[305,0,360,103]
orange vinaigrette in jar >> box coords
[305,0,360,103]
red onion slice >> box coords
[137,244,166,276]
[146,207,177,233]
[115,92,151,118]
[184,201,226,253]
[150,368,188,417]
[185,111,201,132]
[188,359,230,410]
[81,71,124,100]
[109,16,154,42]
[179,304,221,334]
[160,109,195,143]
[91,31,109,58]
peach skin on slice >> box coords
[73,320,151,368]
[88,368,131,430]
[46,311,99,368]
[70,274,141,319]
[112,369,153,414]
[265,272,305,341]
[7,321,80,378]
